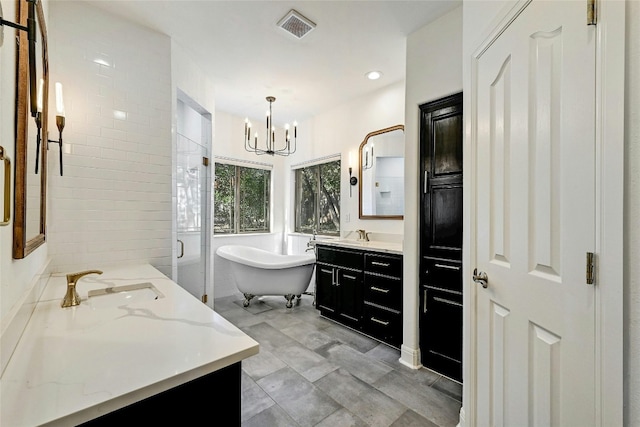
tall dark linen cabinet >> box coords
[419,92,463,383]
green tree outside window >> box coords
[295,160,340,235]
[214,163,270,234]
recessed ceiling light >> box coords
[366,71,382,80]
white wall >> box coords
[625,0,640,424]
[402,6,463,367]
[286,79,406,238]
[47,1,173,276]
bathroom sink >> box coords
[87,282,164,309]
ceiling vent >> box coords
[277,9,316,40]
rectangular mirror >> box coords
[13,0,47,259]
[358,125,404,219]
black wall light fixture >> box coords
[348,167,357,197]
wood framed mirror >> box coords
[358,124,404,219]
[13,0,48,259]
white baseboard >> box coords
[399,344,421,369]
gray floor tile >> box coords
[271,343,339,382]
[315,368,407,427]
[315,408,368,427]
[390,409,440,427]
[280,319,337,350]
[215,295,462,427]
[373,370,461,427]
[316,342,393,384]
[242,347,288,380]
[243,403,300,427]
[234,297,275,314]
[322,322,380,354]
[243,321,301,352]
[241,370,275,422]
[257,367,342,427]
[431,377,462,403]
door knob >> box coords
[473,268,488,288]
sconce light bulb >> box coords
[55,82,65,117]
[37,78,44,112]
[285,123,290,130]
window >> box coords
[294,159,341,235]
[214,163,271,234]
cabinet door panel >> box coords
[430,185,463,252]
[420,288,462,382]
[337,269,363,324]
[316,264,336,313]
[433,113,463,176]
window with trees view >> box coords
[295,159,341,235]
[214,163,271,234]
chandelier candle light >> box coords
[244,96,297,156]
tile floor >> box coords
[214,293,462,427]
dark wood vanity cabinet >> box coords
[316,246,364,329]
[419,92,463,382]
[316,244,403,349]
[362,253,403,348]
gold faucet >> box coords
[61,270,103,308]
[356,229,368,241]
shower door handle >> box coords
[177,239,184,259]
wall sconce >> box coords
[363,142,374,170]
[348,151,357,197]
[43,82,64,176]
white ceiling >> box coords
[87,0,461,126]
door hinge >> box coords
[202,156,209,166]
[586,252,595,285]
[201,294,208,303]
[587,0,597,25]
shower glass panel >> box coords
[176,132,208,301]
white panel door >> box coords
[473,1,596,425]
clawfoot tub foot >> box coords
[284,294,295,308]
[243,293,255,307]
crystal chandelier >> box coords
[244,96,297,156]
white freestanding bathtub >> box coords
[216,245,316,308]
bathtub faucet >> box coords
[306,229,317,252]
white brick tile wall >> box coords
[48,1,172,276]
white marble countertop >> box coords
[314,239,403,255]
[0,263,259,426]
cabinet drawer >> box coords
[316,246,363,270]
[362,303,402,348]
[422,258,462,293]
[365,253,402,277]
[364,274,402,310]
